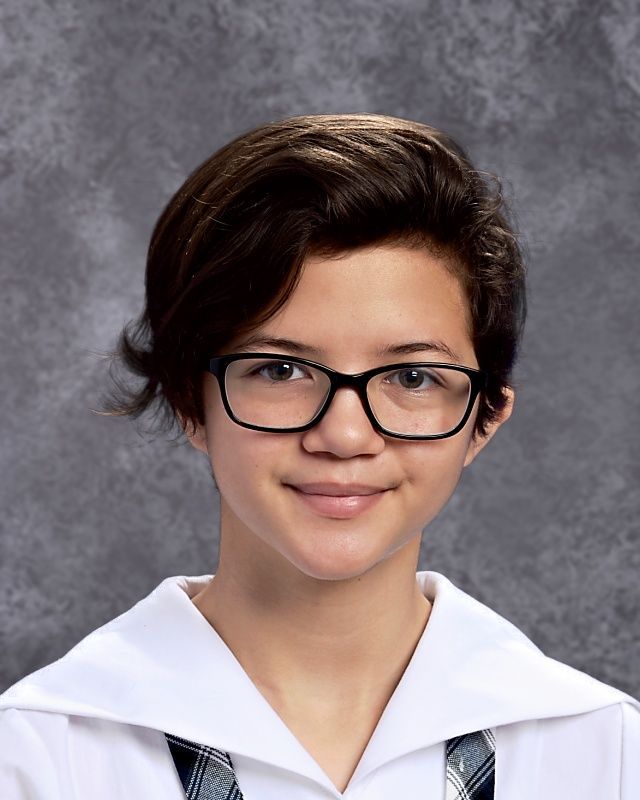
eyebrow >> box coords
[235,335,462,362]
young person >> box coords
[1,113,637,799]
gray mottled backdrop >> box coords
[1,0,638,698]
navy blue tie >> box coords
[165,728,495,799]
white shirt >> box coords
[1,571,638,799]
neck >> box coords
[191,521,431,715]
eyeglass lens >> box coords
[224,357,473,436]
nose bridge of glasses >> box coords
[310,369,378,431]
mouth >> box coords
[288,482,392,496]
[285,484,390,519]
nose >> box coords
[301,385,386,457]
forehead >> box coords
[235,243,474,365]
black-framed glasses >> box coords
[206,353,488,440]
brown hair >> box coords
[96,112,526,443]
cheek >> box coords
[404,431,471,479]
[401,436,472,518]
[206,418,286,500]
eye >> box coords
[251,360,310,382]
[385,367,441,391]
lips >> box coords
[288,482,390,496]
[286,483,390,519]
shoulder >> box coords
[0,708,72,798]
[0,708,179,799]
[619,701,640,793]
[495,700,640,797]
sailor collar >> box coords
[1,570,635,788]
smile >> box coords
[286,485,389,519]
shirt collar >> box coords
[1,571,635,786]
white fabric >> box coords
[1,570,638,799]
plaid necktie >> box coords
[445,729,496,800]
[165,727,495,799]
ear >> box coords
[463,387,515,468]
[179,413,209,456]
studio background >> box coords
[1,0,638,698]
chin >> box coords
[296,564,377,583]
[288,544,389,583]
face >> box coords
[186,243,513,583]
